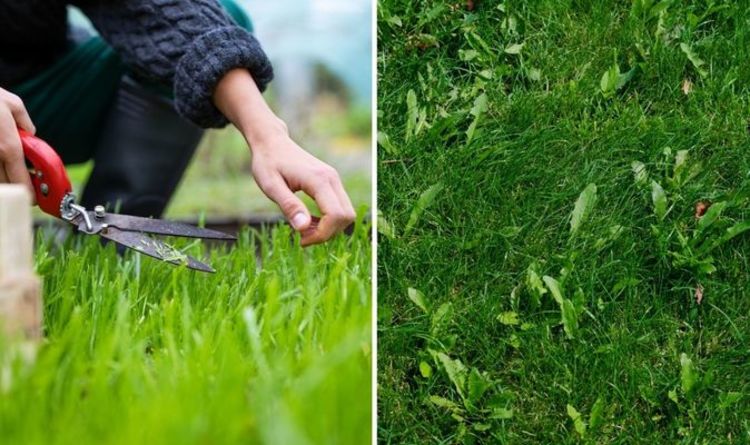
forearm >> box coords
[213,68,287,149]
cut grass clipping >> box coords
[0,220,371,445]
[379,0,750,443]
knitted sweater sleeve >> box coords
[74,0,274,128]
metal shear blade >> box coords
[69,211,234,273]
[91,213,236,240]
[97,226,216,273]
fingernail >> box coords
[291,212,309,229]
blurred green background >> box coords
[63,0,372,221]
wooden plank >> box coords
[0,185,41,340]
[0,185,32,279]
[0,274,41,339]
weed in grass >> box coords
[401,286,515,439]
[0,215,371,445]
[379,0,750,442]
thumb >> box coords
[262,176,312,231]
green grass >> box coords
[378,1,750,443]
[0,217,371,444]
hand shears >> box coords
[20,129,234,273]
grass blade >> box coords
[406,89,418,141]
[589,397,605,431]
[697,220,750,255]
[697,201,727,233]
[570,183,597,236]
[504,43,524,54]
[407,287,429,313]
[651,180,667,221]
[436,352,468,401]
[377,210,397,240]
[377,131,399,155]
[404,183,444,235]
[632,161,648,186]
[561,299,579,339]
[680,353,699,397]
[543,275,564,306]
[680,43,708,78]
[466,93,488,144]
[566,404,587,438]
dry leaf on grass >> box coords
[682,79,693,95]
[695,201,710,219]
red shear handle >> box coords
[18,129,72,218]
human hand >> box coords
[213,69,356,246]
[250,130,355,246]
[0,88,35,196]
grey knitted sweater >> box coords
[0,0,274,128]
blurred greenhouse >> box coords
[248,0,371,105]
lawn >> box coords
[0,219,371,444]
[377,1,750,443]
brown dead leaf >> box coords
[695,201,710,219]
[695,284,704,305]
[682,79,692,95]
[466,0,476,11]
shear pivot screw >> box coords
[94,205,106,219]
[40,183,49,196]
